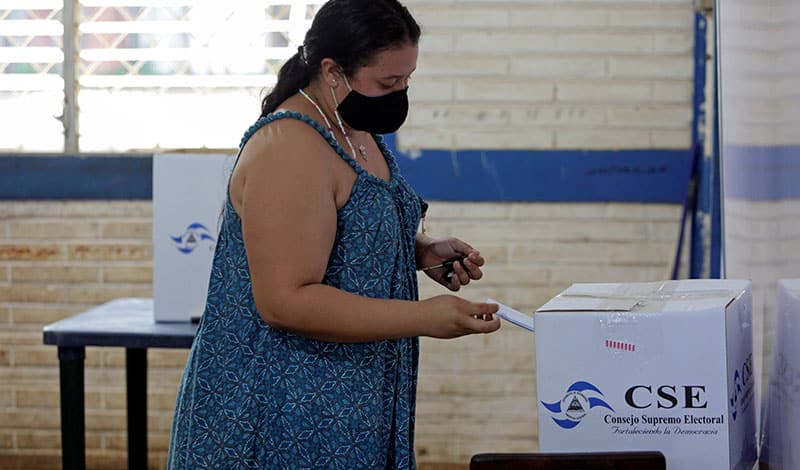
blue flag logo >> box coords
[541,381,614,429]
[170,222,216,254]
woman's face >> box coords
[346,43,418,97]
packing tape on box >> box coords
[599,284,670,364]
[560,282,741,312]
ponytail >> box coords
[260,48,313,117]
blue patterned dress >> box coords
[167,112,423,469]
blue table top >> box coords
[43,298,198,349]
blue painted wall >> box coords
[1,144,695,203]
[0,154,153,200]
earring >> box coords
[332,80,337,86]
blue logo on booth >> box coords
[542,381,614,429]
[729,369,743,421]
[730,353,754,422]
[170,222,215,254]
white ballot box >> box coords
[152,153,235,322]
[760,279,800,470]
[535,280,756,470]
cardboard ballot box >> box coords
[534,280,756,470]
[760,279,800,470]
[153,153,235,322]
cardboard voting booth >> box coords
[760,279,800,470]
[534,280,756,470]
[152,153,235,322]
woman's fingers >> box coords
[462,256,483,281]
[453,261,470,286]
[464,302,500,332]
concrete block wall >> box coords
[719,0,800,408]
[718,0,800,148]
[0,202,183,469]
[0,0,697,467]
[401,0,695,151]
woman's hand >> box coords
[417,237,486,291]
[420,295,501,338]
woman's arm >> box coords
[233,120,499,343]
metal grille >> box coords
[0,1,323,152]
[0,1,64,151]
[78,1,318,90]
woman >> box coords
[168,1,500,468]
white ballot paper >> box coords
[486,298,535,332]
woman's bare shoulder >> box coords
[229,115,339,212]
[240,115,330,162]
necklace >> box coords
[298,88,366,161]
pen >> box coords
[421,255,468,272]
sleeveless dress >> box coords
[167,112,423,469]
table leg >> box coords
[58,346,86,470]
[126,348,147,470]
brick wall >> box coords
[1,201,683,467]
[0,0,696,467]
[401,0,695,151]
[0,201,177,469]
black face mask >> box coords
[336,85,409,135]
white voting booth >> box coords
[760,279,800,470]
[491,280,756,469]
[530,280,756,470]
[152,153,235,322]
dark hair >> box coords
[260,0,421,117]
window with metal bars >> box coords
[0,1,323,152]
